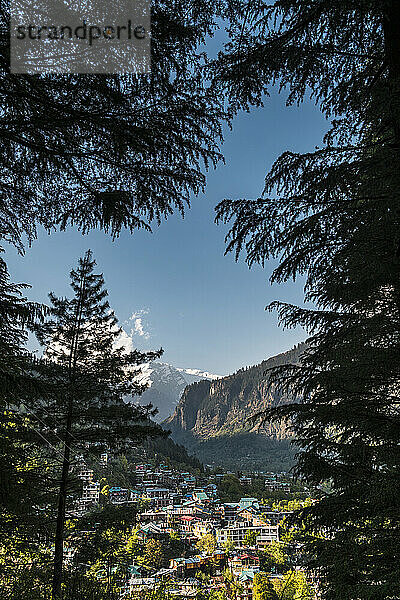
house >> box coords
[262,510,290,526]
[140,509,169,523]
[169,578,200,598]
[216,522,279,547]
[229,554,260,575]
[239,498,259,511]
[192,490,210,504]
[77,466,94,482]
[239,476,252,486]
[169,553,226,577]
[109,486,129,503]
[236,506,260,523]
[237,569,259,600]
[205,483,218,497]
[136,522,165,540]
[126,576,158,595]
[264,481,291,492]
[222,503,239,522]
[176,515,196,537]
[192,520,218,538]
[81,481,100,507]
[144,487,171,508]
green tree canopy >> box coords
[215,1,400,598]
[253,573,278,600]
[34,250,165,598]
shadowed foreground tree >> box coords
[216,1,400,598]
[0,1,228,252]
[34,250,165,600]
[0,251,56,541]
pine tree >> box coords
[0,251,54,541]
[34,250,164,600]
[0,1,228,253]
[215,1,400,598]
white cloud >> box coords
[114,309,151,353]
[130,310,151,340]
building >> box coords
[192,490,210,504]
[222,503,239,522]
[216,522,279,547]
[229,554,260,575]
[239,498,259,511]
[81,481,100,507]
[109,486,130,503]
[144,487,172,508]
[192,520,219,538]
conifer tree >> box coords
[34,250,164,600]
[0,251,54,543]
[215,1,400,598]
[0,1,228,253]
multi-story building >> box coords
[216,522,279,547]
[144,487,172,508]
[222,503,239,522]
[81,481,100,507]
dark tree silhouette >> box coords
[215,2,400,598]
[34,250,164,599]
[0,1,228,251]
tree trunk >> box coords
[51,400,73,600]
[51,255,89,598]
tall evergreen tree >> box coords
[215,1,400,598]
[0,1,228,252]
[34,250,164,600]
[0,250,53,538]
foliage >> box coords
[196,534,217,555]
[260,541,288,575]
[215,1,400,597]
[244,531,259,547]
[32,250,165,598]
[144,435,204,473]
[218,474,243,502]
[272,571,313,600]
[0,2,229,252]
[253,573,278,600]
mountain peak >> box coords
[165,343,307,470]
[137,361,222,422]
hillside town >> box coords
[67,459,316,599]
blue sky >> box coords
[5,90,328,376]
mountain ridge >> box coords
[137,361,222,422]
[164,344,306,470]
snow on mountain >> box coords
[175,366,221,381]
[137,361,222,422]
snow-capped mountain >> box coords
[137,362,222,422]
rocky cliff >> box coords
[137,362,221,422]
[164,344,306,470]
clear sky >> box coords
[5,90,328,376]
